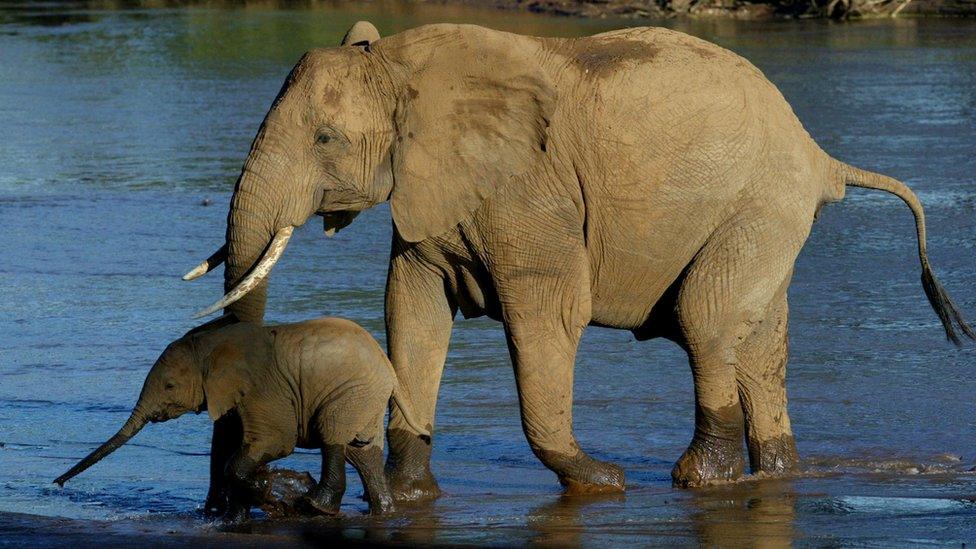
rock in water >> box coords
[252,466,317,518]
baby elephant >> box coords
[54,317,430,520]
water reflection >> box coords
[688,480,798,547]
[526,493,626,546]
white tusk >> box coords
[191,226,294,319]
[182,245,227,281]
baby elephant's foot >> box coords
[672,406,746,488]
[672,442,745,488]
[748,434,799,475]
[387,470,439,503]
[221,503,251,525]
[203,491,228,519]
[297,486,342,517]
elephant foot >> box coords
[203,490,228,519]
[748,434,799,475]
[297,486,343,517]
[367,493,397,516]
[538,449,625,495]
[387,468,440,503]
[386,428,441,503]
[672,405,746,488]
[221,503,251,525]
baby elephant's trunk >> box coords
[53,412,147,486]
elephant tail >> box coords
[390,379,432,442]
[836,161,975,346]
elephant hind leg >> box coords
[298,443,346,516]
[735,296,798,475]
[670,341,747,488]
[348,443,395,515]
[671,216,805,488]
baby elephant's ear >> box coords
[202,340,253,421]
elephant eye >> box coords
[165,382,175,390]
[314,127,345,147]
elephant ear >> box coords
[201,334,265,421]
[340,20,380,48]
[390,28,556,243]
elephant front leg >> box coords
[505,315,624,494]
[499,245,624,494]
[385,251,456,503]
[223,453,261,524]
[223,439,290,524]
[205,412,242,518]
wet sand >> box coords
[6,465,976,546]
[0,511,409,547]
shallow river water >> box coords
[1,2,975,545]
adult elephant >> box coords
[185,21,973,496]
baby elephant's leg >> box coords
[223,440,289,524]
[205,413,243,518]
[223,451,262,523]
[347,443,395,515]
[299,444,347,516]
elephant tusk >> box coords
[182,245,227,281]
[192,226,294,319]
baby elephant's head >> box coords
[141,340,207,423]
[53,318,269,487]
[53,337,206,487]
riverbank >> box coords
[429,0,976,19]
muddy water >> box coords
[1,2,975,545]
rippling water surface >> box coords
[1,2,975,545]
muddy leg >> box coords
[348,444,395,515]
[671,353,746,488]
[495,236,623,494]
[671,215,804,488]
[736,297,799,475]
[205,412,242,518]
[223,441,287,524]
[385,248,455,502]
[299,444,347,516]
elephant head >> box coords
[184,21,556,321]
[54,322,269,486]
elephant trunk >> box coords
[221,144,288,324]
[188,115,318,322]
[53,410,148,486]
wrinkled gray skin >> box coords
[188,21,973,497]
[54,317,430,520]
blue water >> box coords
[1,3,975,544]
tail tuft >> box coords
[921,263,976,346]
[837,159,974,347]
